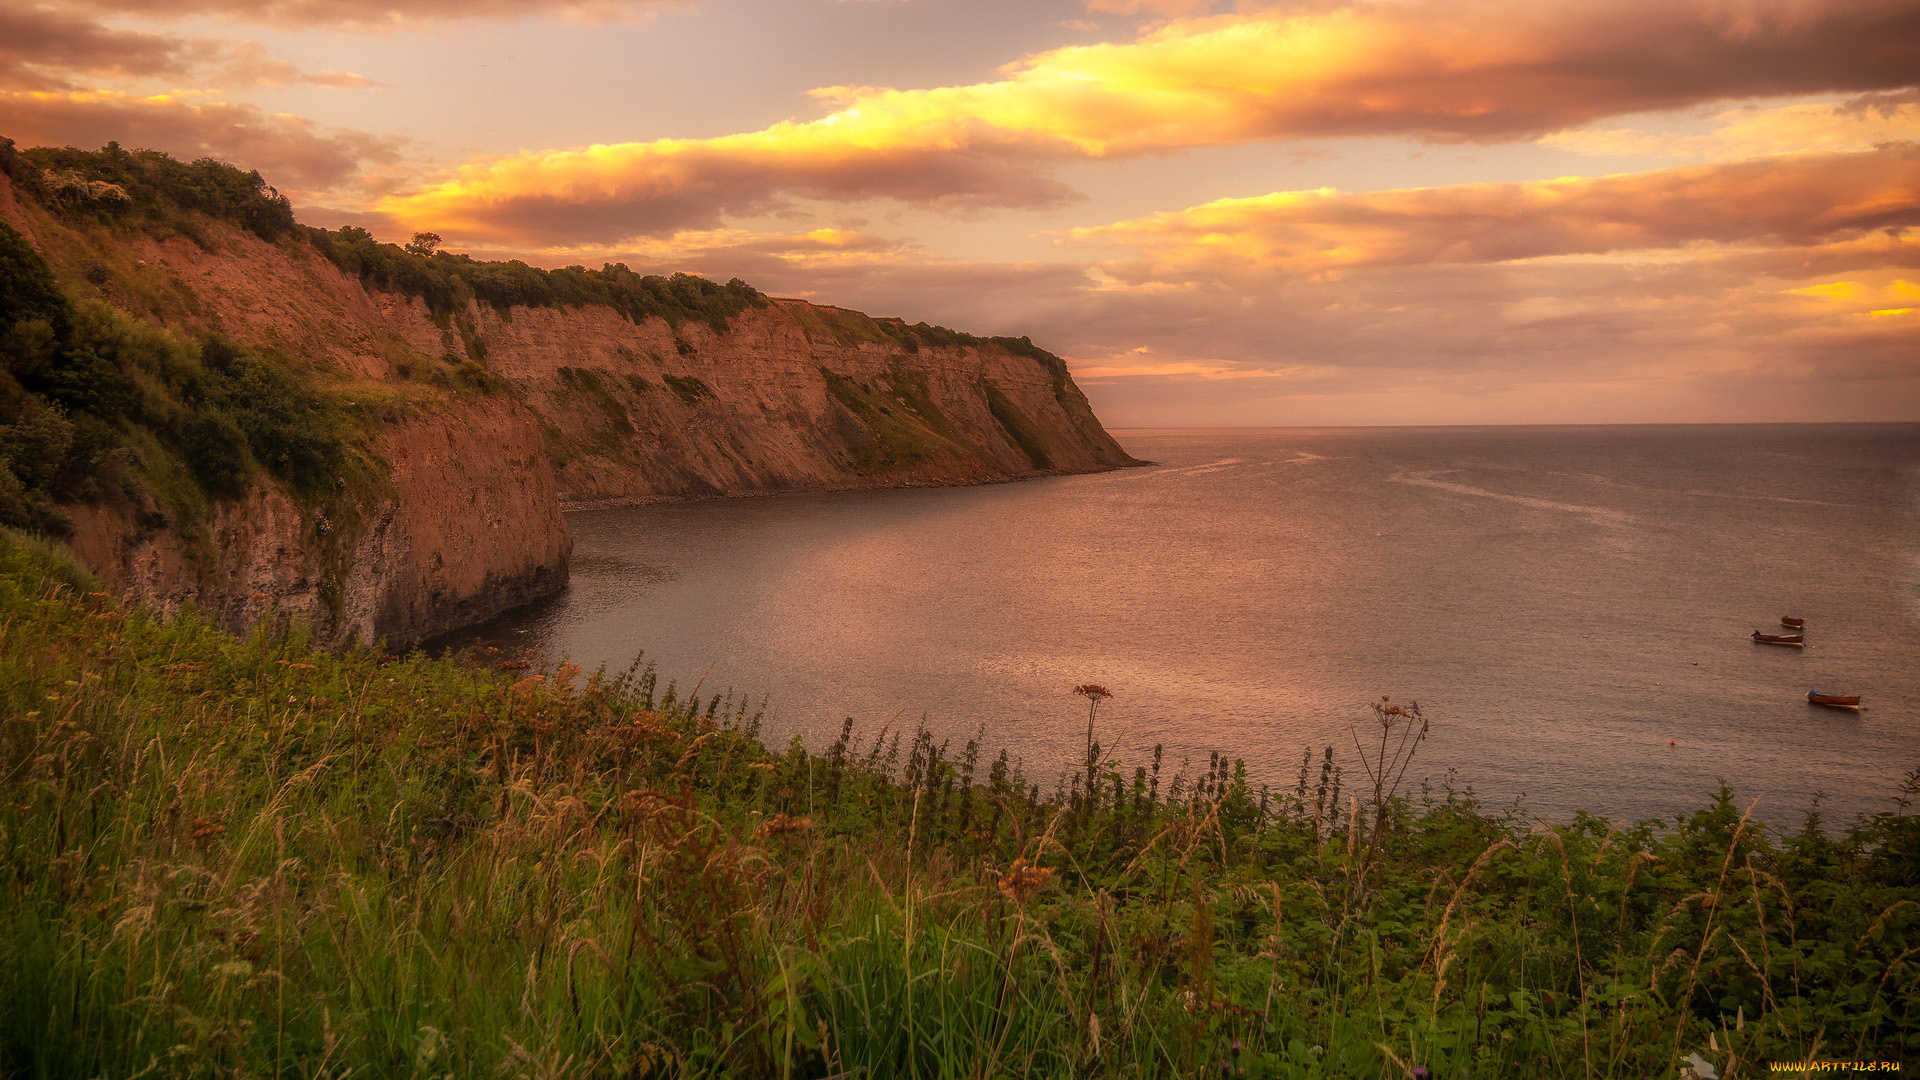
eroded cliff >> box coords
[0,144,1136,644]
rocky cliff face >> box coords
[2,167,1136,645]
[59,397,570,645]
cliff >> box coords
[0,144,1137,644]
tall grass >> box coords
[0,530,1914,1077]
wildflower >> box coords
[997,858,1053,905]
[1074,684,1113,762]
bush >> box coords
[192,342,345,497]
[15,142,296,242]
[0,219,355,524]
[306,224,769,332]
[178,410,249,497]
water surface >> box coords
[444,424,1920,825]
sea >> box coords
[438,424,1920,828]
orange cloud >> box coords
[0,8,379,94]
[442,206,1918,424]
[0,6,206,92]
[1544,92,1920,160]
[379,0,1920,243]
[1065,145,1920,273]
[57,0,687,31]
[1086,0,1220,16]
[216,42,379,89]
[0,90,402,195]
[1053,252,1920,423]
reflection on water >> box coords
[436,424,1920,826]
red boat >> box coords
[1780,616,1805,629]
[1752,631,1804,647]
[1807,688,1862,710]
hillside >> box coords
[0,531,1913,1076]
[0,141,1138,644]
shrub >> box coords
[306,225,768,332]
[15,142,296,242]
[178,410,250,497]
[0,220,357,525]
[192,346,345,497]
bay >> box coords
[441,424,1920,826]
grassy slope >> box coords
[1,530,1915,1078]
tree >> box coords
[404,231,443,257]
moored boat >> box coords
[1807,688,1862,710]
[1781,616,1805,629]
[1752,630,1805,647]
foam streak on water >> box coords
[443,424,1920,826]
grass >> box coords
[820,368,975,476]
[0,529,1915,1078]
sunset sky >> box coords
[5,0,1918,425]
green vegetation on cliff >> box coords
[307,227,769,334]
[5,139,769,337]
[0,211,368,546]
[0,531,1913,1078]
[5,139,297,245]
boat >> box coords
[1752,631,1805,647]
[1780,616,1805,629]
[1807,688,1862,710]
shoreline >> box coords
[554,457,1155,513]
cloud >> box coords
[0,6,207,92]
[1056,252,1920,424]
[58,0,687,31]
[1039,159,1920,422]
[426,177,1917,425]
[1086,0,1220,16]
[0,7,379,94]
[0,90,403,195]
[379,0,1920,243]
[454,225,916,277]
[1544,93,1920,160]
[1063,145,1920,274]
[216,41,380,89]
[382,133,1084,243]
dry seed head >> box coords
[621,789,665,814]
[997,858,1054,905]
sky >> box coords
[4,0,1919,426]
